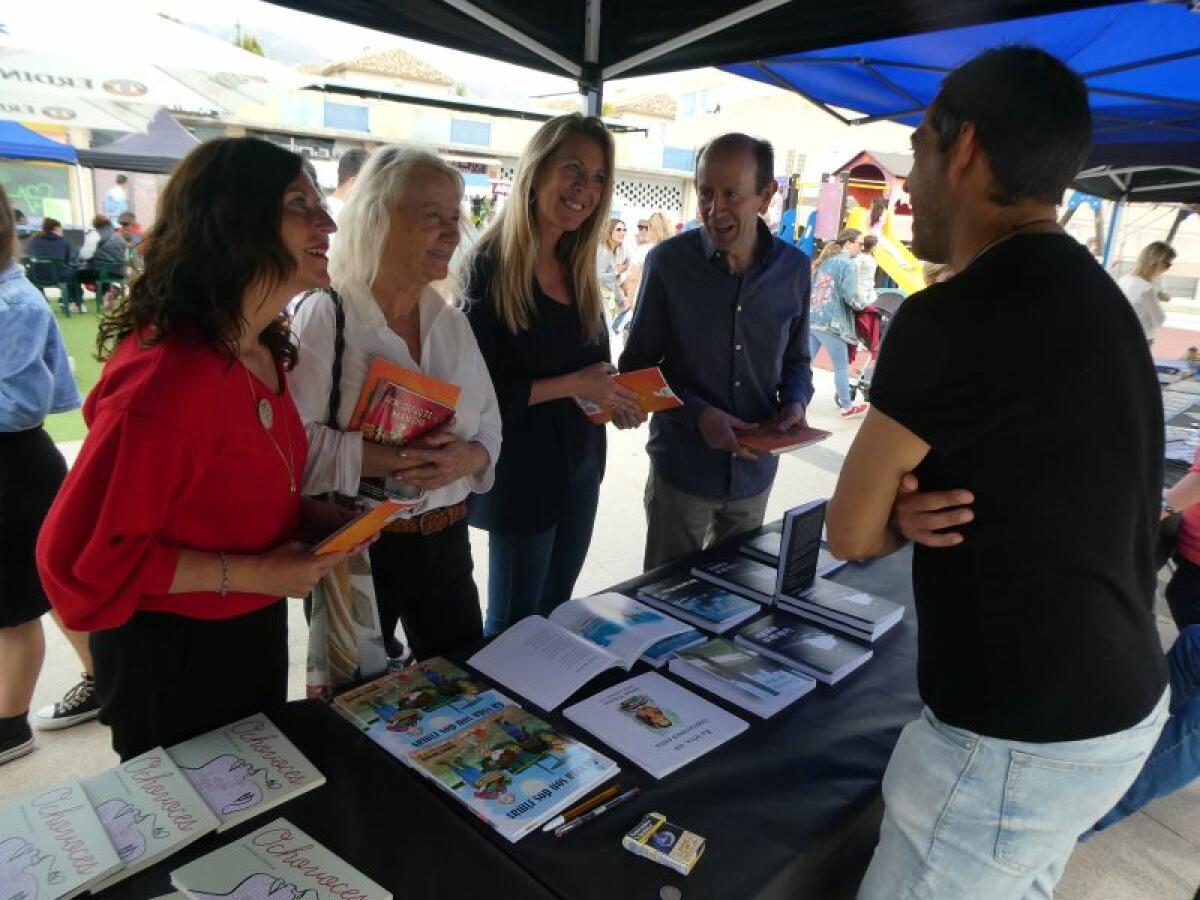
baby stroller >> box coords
[850,289,906,403]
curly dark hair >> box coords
[97,137,305,366]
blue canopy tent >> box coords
[722,1,1200,263]
[0,122,78,164]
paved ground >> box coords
[2,364,1197,899]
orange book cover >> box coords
[311,502,404,556]
[577,366,683,424]
[738,424,832,455]
[347,357,462,434]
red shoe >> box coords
[840,402,869,419]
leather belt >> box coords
[382,501,468,536]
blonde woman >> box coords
[621,212,672,324]
[597,218,628,320]
[1118,241,1176,343]
[463,114,643,635]
[290,145,502,661]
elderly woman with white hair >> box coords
[290,145,501,661]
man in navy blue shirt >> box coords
[620,133,813,571]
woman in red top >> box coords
[37,138,352,760]
[1165,449,1200,630]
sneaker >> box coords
[840,402,870,419]
[0,722,34,766]
[33,674,99,731]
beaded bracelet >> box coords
[218,551,229,598]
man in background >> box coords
[327,149,368,224]
[621,133,813,571]
[102,174,129,220]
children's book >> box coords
[409,706,618,843]
[466,592,693,710]
[691,556,777,605]
[0,776,122,900]
[82,747,220,891]
[740,533,846,579]
[735,612,873,685]
[166,714,325,832]
[777,579,904,642]
[668,639,816,718]
[636,574,760,633]
[332,657,512,759]
[346,357,461,506]
[639,629,707,668]
[737,423,831,455]
[563,673,748,780]
[311,501,404,556]
[575,366,683,424]
[170,817,390,900]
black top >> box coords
[870,233,1167,742]
[463,246,608,534]
[619,220,814,499]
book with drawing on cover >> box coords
[332,657,512,759]
[737,423,831,455]
[691,555,777,605]
[0,776,122,900]
[170,818,391,900]
[735,612,873,685]
[82,747,220,891]
[409,706,618,843]
[563,672,748,780]
[347,357,462,505]
[466,592,693,710]
[166,714,325,832]
[575,366,683,424]
[668,638,816,718]
[636,573,760,633]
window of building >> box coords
[323,101,369,133]
[662,146,696,172]
[784,150,807,178]
[451,118,491,146]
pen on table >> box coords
[554,786,642,838]
[541,783,622,832]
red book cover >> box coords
[349,358,461,445]
[738,424,832,455]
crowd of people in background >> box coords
[2,43,1200,900]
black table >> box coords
[111,531,920,900]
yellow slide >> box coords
[845,207,925,295]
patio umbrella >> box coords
[0,7,309,131]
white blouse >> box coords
[289,285,502,518]
[1117,273,1166,342]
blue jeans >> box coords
[809,328,852,409]
[858,693,1169,900]
[1094,625,1200,832]
[483,470,601,636]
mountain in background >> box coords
[173,18,336,66]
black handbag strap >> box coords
[324,289,346,428]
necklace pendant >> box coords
[258,398,273,430]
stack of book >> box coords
[667,638,816,718]
[334,658,619,843]
[690,555,777,605]
[777,579,904,642]
[636,573,761,633]
[639,629,708,668]
[739,531,846,577]
[735,612,873,684]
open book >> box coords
[467,592,693,710]
[347,357,461,505]
[575,366,683,424]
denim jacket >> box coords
[809,252,858,343]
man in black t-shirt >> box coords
[826,48,1169,900]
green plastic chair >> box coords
[22,257,73,316]
[91,261,127,314]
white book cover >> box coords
[563,672,748,780]
[170,817,390,900]
[166,714,325,832]
[466,595,690,711]
[82,747,221,891]
[0,776,121,900]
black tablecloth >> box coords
[108,532,920,900]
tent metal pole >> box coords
[439,0,582,77]
[582,0,603,116]
[1167,208,1189,244]
[751,61,853,125]
[1102,196,1124,268]
[602,0,793,80]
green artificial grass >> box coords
[43,307,103,444]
